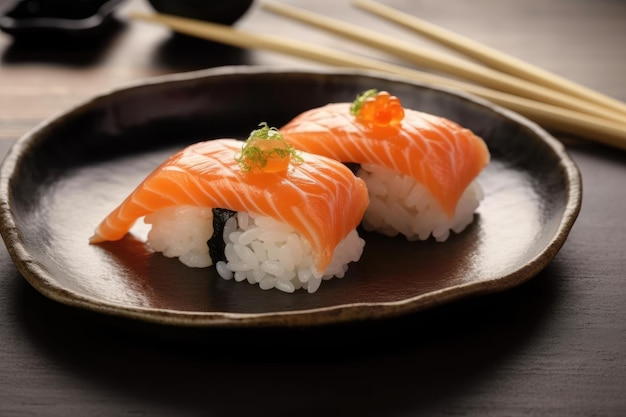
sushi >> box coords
[90,123,369,293]
[280,89,491,242]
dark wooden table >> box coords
[1,1,625,416]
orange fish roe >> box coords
[352,90,405,127]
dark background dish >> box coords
[0,0,126,37]
[146,0,253,26]
[0,66,580,327]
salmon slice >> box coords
[90,139,369,272]
[280,103,490,218]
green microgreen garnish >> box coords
[236,122,303,173]
[349,89,378,116]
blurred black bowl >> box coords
[147,0,254,25]
[0,0,125,37]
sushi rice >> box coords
[145,206,215,268]
[144,206,365,294]
[357,163,484,242]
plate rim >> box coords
[0,65,583,328]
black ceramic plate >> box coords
[0,66,581,327]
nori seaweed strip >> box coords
[344,162,361,175]
[208,208,237,263]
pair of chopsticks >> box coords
[129,1,626,150]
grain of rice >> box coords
[234,271,247,282]
[307,276,322,293]
[275,279,296,293]
[216,261,232,280]
[297,266,313,283]
[259,276,277,290]
[238,226,262,245]
[237,211,250,230]
[251,241,268,262]
[261,259,285,277]
[223,216,238,239]
[234,243,258,268]
[230,231,244,244]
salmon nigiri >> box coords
[280,90,491,242]
[90,123,369,293]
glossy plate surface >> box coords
[0,67,581,327]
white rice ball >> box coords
[144,205,214,268]
[357,163,483,242]
[217,213,365,294]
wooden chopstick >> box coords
[262,1,626,126]
[128,11,626,150]
[353,0,626,116]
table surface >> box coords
[1,1,625,416]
